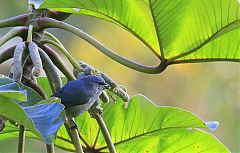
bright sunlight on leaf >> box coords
[39,0,240,64]
[1,77,227,152]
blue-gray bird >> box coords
[52,75,110,118]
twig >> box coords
[46,143,55,153]
[89,108,116,153]
[18,125,25,153]
[0,45,16,64]
[0,27,28,47]
[65,117,84,153]
[44,31,63,46]
[0,14,28,28]
[0,11,71,29]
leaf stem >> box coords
[40,39,84,72]
[93,111,116,153]
[39,47,62,94]
[0,27,28,47]
[46,143,55,153]
[27,25,33,42]
[43,31,63,46]
[0,45,16,64]
[37,43,76,81]
[89,107,116,153]
[0,14,28,28]
[18,125,25,153]
[65,117,84,153]
[37,18,167,74]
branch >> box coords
[0,14,29,28]
[44,31,63,45]
[89,108,116,153]
[18,125,25,153]
[21,75,47,99]
[27,25,33,42]
[0,26,28,47]
[0,45,15,64]
[38,47,62,92]
[35,18,167,74]
[0,10,71,29]
[21,64,55,153]
[64,118,84,153]
[46,143,55,153]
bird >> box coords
[52,75,110,118]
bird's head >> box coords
[83,75,110,91]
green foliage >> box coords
[57,95,229,152]
[0,1,239,152]
[0,75,65,144]
[1,77,225,152]
[39,0,240,63]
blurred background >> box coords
[0,1,239,153]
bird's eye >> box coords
[98,82,105,85]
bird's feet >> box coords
[69,118,78,130]
[89,106,103,118]
[95,105,103,115]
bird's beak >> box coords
[104,83,110,89]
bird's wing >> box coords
[52,80,93,108]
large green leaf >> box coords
[30,77,229,152]
[0,75,65,144]
[39,0,240,64]
[45,95,229,152]
[0,75,43,105]
[1,80,228,152]
[0,82,27,102]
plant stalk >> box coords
[27,25,33,42]
[0,27,28,47]
[0,14,29,28]
[43,31,63,46]
[46,143,55,153]
[65,117,84,153]
[0,11,71,29]
[37,18,167,74]
[37,43,76,80]
[0,45,16,64]
[18,125,25,153]
[40,39,83,72]
[91,109,116,153]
